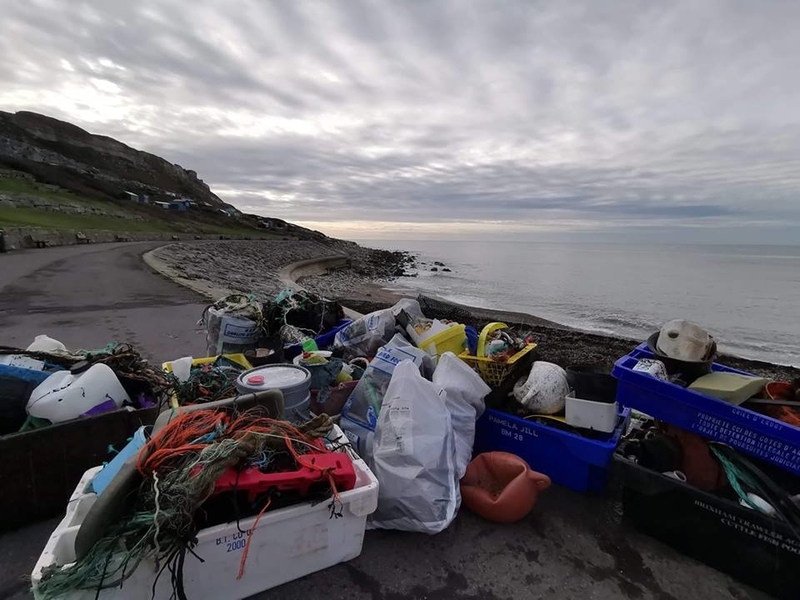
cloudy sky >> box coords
[1,1,799,242]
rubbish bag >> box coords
[370,361,459,534]
[432,352,491,479]
[202,294,261,356]
[513,361,569,415]
[334,298,425,359]
[340,334,432,458]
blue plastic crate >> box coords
[612,343,800,476]
[284,319,353,359]
[474,407,629,493]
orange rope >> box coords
[236,497,272,579]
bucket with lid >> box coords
[236,364,311,421]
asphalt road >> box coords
[0,243,766,600]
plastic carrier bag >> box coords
[340,334,432,458]
[370,361,459,534]
[432,352,491,479]
[334,298,425,359]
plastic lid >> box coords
[242,365,309,388]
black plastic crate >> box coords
[613,455,800,599]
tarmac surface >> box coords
[0,242,768,600]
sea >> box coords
[355,240,800,367]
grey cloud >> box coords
[1,0,800,239]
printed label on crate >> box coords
[694,499,800,556]
[689,411,800,474]
[487,413,540,443]
[215,529,252,554]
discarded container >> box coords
[613,455,800,600]
[27,363,130,423]
[565,391,619,433]
[459,323,537,387]
[461,452,551,523]
[0,404,159,530]
[418,323,467,358]
[473,407,629,493]
[31,426,379,600]
[236,364,311,421]
[0,364,56,434]
[613,343,800,476]
[565,365,618,402]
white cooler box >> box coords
[32,427,378,600]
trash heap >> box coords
[1,337,169,435]
[25,296,800,600]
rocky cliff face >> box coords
[0,111,224,205]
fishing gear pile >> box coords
[35,408,342,599]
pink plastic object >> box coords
[460,452,551,523]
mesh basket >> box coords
[458,343,537,387]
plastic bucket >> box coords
[565,365,617,403]
[236,365,311,421]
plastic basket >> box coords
[457,322,537,387]
[459,344,537,387]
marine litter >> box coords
[2,291,800,599]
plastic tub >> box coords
[473,407,629,493]
[236,364,311,421]
[31,426,379,600]
[419,324,467,358]
[565,391,619,433]
[612,343,800,475]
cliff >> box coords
[0,111,223,205]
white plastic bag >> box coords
[335,298,425,359]
[432,352,491,479]
[370,361,459,534]
[513,361,569,414]
[340,334,433,459]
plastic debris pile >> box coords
[19,292,800,600]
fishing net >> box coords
[35,409,337,600]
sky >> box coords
[1,1,799,243]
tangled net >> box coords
[36,409,336,600]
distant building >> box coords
[123,191,139,202]
[154,201,171,209]
[169,201,187,211]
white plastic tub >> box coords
[32,427,378,600]
[565,391,619,433]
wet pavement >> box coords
[0,242,767,600]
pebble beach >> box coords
[154,239,800,383]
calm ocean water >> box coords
[356,240,800,367]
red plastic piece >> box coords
[213,445,357,502]
[246,375,265,385]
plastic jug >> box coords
[27,363,130,423]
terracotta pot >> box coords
[460,452,551,523]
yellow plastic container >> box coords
[458,322,537,387]
[162,354,254,408]
[419,324,467,358]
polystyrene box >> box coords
[32,426,378,600]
